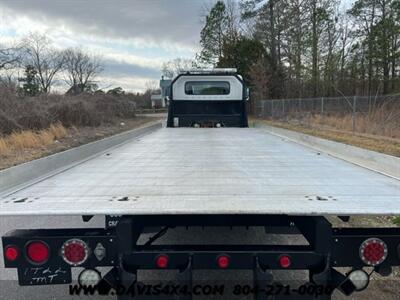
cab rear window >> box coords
[185,81,230,95]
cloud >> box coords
[0,0,204,52]
[103,59,160,81]
[0,0,210,91]
[96,75,156,93]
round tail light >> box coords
[217,255,230,269]
[61,239,89,266]
[26,241,49,264]
[5,245,19,262]
[279,255,291,268]
[359,238,388,266]
[155,255,169,268]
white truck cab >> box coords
[166,68,248,127]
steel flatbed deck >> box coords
[1,127,399,216]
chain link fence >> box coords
[255,95,400,138]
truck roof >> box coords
[1,127,399,216]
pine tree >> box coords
[197,1,229,66]
[218,36,265,82]
[21,65,40,97]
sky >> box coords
[0,0,211,92]
[0,0,355,93]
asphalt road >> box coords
[0,216,398,300]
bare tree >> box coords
[63,48,103,95]
[248,58,270,102]
[145,80,159,92]
[0,47,20,70]
[0,43,22,91]
[0,68,19,90]
[224,0,241,40]
[338,13,352,85]
[22,33,64,94]
[0,38,24,83]
[161,58,194,79]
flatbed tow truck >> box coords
[1,69,400,299]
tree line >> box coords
[164,0,400,101]
[0,32,104,96]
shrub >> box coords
[0,110,21,135]
[16,112,52,131]
[0,87,138,135]
[49,101,101,127]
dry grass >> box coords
[0,123,68,155]
[9,130,40,150]
[256,101,400,156]
[272,98,400,140]
[310,113,400,139]
[253,118,400,157]
[48,123,68,140]
[0,138,9,155]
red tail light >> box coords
[5,245,19,262]
[217,255,230,268]
[359,238,388,266]
[155,255,169,268]
[26,241,49,264]
[61,239,89,266]
[279,255,291,268]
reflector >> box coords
[26,241,49,264]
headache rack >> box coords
[179,68,238,75]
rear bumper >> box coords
[2,215,400,297]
